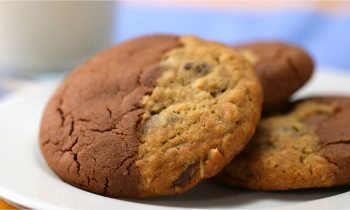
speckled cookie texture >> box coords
[40,34,263,198]
[216,97,350,190]
[236,42,314,110]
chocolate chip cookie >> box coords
[216,97,350,190]
[236,42,314,110]
[40,35,263,198]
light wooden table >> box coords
[0,200,16,209]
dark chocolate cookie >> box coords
[236,42,314,110]
[40,35,263,198]
[216,96,350,190]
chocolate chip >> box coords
[173,163,197,188]
[183,62,209,75]
[210,90,219,98]
[195,64,209,74]
[183,62,193,70]
[210,88,226,98]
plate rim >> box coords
[0,67,350,209]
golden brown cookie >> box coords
[235,42,314,110]
[216,96,350,190]
[40,34,263,198]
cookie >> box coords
[40,35,263,198]
[235,42,314,110]
[216,97,350,190]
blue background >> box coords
[116,4,350,70]
[1,4,350,99]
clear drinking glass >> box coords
[0,1,115,75]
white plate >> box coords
[0,68,350,209]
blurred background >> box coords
[0,0,350,99]
[116,1,350,69]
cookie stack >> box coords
[39,34,350,198]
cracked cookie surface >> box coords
[235,42,314,110]
[216,97,350,190]
[40,34,263,198]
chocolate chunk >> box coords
[183,62,194,70]
[173,163,197,188]
[195,63,209,74]
[183,62,209,75]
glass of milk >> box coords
[0,1,115,74]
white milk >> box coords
[0,2,115,74]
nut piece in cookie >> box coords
[40,34,263,198]
[216,96,350,190]
[235,42,314,110]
